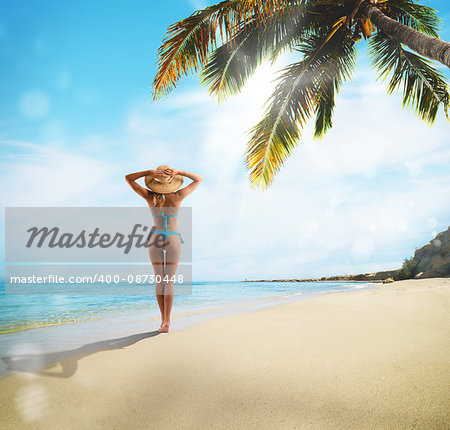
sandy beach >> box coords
[0,278,449,429]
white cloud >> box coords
[0,139,116,206]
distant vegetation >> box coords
[394,226,450,280]
[396,257,418,280]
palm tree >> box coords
[152,0,450,189]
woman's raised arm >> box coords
[170,169,203,200]
[125,169,165,199]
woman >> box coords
[125,165,203,333]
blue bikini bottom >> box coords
[152,229,184,243]
[151,211,185,244]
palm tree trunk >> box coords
[362,1,450,68]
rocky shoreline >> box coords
[243,270,399,283]
[244,226,449,284]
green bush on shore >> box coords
[396,257,418,280]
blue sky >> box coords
[1,0,450,281]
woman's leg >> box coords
[159,235,181,333]
[149,235,165,329]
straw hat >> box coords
[145,165,184,194]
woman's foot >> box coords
[159,320,170,333]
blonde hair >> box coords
[152,193,166,207]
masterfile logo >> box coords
[5,207,193,295]
[25,224,160,254]
[6,207,192,262]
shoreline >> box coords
[244,279,386,283]
[242,269,401,283]
[0,278,448,429]
[0,280,372,337]
[0,282,376,378]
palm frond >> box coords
[152,0,306,100]
[313,36,357,138]
[270,0,362,60]
[152,0,238,100]
[388,0,440,37]
[369,31,449,124]
[269,4,315,62]
[199,26,260,102]
[199,3,307,101]
[313,79,335,138]
[245,31,355,189]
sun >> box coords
[235,54,290,122]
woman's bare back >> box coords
[146,192,182,232]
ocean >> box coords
[0,280,375,377]
[0,280,374,335]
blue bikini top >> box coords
[152,211,178,231]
